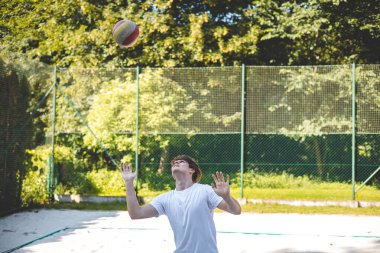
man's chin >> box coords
[171,168,180,173]
[171,169,183,178]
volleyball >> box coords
[112,19,140,48]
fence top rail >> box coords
[55,64,378,71]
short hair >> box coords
[171,155,202,183]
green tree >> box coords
[0,0,259,67]
[80,69,190,187]
[0,59,32,212]
[1,0,379,67]
[253,0,380,65]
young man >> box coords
[120,154,241,253]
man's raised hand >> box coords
[211,171,230,198]
[121,163,136,183]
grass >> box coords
[231,184,380,201]
[241,203,380,216]
[229,171,380,201]
[42,201,128,211]
[135,183,380,202]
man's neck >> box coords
[175,179,194,191]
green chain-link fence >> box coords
[51,64,380,198]
[1,61,380,215]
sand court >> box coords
[1,209,380,253]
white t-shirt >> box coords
[150,183,223,253]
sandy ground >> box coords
[1,209,380,253]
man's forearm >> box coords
[125,180,142,219]
[223,195,242,215]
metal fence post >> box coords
[49,66,57,201]
[240,64,246,199]
[135,66,140,192]
[351,63,356,200]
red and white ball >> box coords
[112,19,140,48]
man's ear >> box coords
[189,167,195,174]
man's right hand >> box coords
[121,163,136,183]
[121,162,159,219]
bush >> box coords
[231,169,315,189]
[22,145,77,205]
[86,169,125,195]
[54,169,126,196]
[21,169,49,206]
[55,169,96,195]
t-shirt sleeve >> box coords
[150,194,166,216]
[206,185,223,209]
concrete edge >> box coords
[54,194,125,203]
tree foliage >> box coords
[0,59,32,212]
[1,0,379,68]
